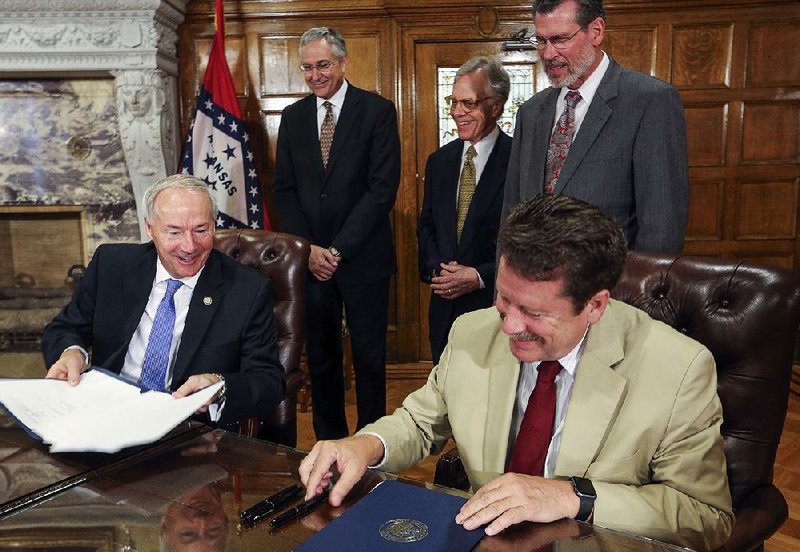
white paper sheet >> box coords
[0,370,222,453]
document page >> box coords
[0,370,221,453]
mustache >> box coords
[508,332,542,343]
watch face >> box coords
[572,477,596,497]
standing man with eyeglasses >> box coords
[503,0,688,254]
[418,57,512,365]
[272,27,401,440]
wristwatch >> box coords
[570,476,596,522]
[210,373,227,402]
[328,246,342,259]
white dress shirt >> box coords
[551,52,610,139]
[453,125,501,289]
[316,79,349,137]
[456,124,501,202]
[508,330,588,478]
[121,259,203,387]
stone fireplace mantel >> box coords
[0,0,190,241]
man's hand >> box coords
[172,373,223,413]
[45,348,87,386]
[309,245,339,281]
[299,435,385,506]
[455,473,579,536]
[431,261,480,299]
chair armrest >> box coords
[714,484,788,552]
[433,446,470,492]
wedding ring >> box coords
[448,288,452,294]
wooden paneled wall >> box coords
[178,0,800,362]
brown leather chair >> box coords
[434,251,800,552]
[213,228,309,447]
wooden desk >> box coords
[0,425,688,551]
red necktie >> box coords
[544,91,581,194]
[507,360,562,476]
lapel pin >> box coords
[203,296,213,306]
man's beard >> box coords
[546,44,597,88]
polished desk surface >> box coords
[0,416,688,552]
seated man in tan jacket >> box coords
[299,194,733,551]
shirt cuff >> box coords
[359,431,389,469]
[474,268,485,289]
[207,398,225,422]
[64,345,89,365]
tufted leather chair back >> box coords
[613,251,800,552]
[213,229,309,447]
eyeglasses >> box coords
[533,27,584,50]
[444,96,492,113]
[299,60,339,73]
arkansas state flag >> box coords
[181,0,269,230]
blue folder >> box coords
[296,479,484,551]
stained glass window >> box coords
[437,64,535,148]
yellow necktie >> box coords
[456,145,477,241]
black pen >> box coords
[240,484,304,526]
[268,490,329,530]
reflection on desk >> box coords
[0,427,689,552]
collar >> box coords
[462,124,500,160]
[557,51,609,105]
[522,326,588,378]
[316,79,349,111]
[154,257,204,290]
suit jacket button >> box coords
[320,193,327,199]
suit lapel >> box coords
[482,343,521,474]
[111,245,157,372]
[554,302,627,476]
[171,251,225,385]
[322,83,360,184]
[443,141,462,251]
[530,90,559,195]
[555,61,620,195]
[122,246,157,339]
[302,97,326,183]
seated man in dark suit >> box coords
[42,174,285,426]
[418,56,512,364]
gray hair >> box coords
[456,56,510,106]
[300,27,347,58]
[533,0,606,27]
[143,174,218,223]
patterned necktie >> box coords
[507,360,562,476]
[140,278,183,392]
[456,145,477,241]
[320,101,335,168]
[544,91,582,194]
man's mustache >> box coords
[508,332,542,343]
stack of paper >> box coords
[0,370,221,453]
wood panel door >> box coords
[413,42,540,360]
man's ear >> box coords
[585,289,610,325]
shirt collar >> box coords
[523,326,588,378]
[462,124,500,160]
[557,51,609,105]
[316,79,349,111]
[154,257,204,291]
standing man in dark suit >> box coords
[42,174,285,426]
[503,0,688,253]
[272,27,401,440]
[418,57,512,365]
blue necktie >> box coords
[140,278,183,391]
